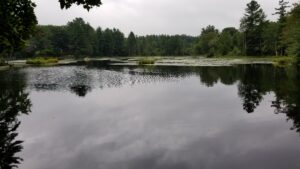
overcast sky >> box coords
[33,0,298,36]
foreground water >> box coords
[0,64,299,169]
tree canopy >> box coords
[285,2,300,58]
[19,18,197,58]
[2,0,300,59]
[0,0,37,57]
[0,0,102,59]
[59,0,102,10]
[240,0,266,56]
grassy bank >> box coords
[272,57,298,67]
[26,57,59,65]
[215,55,297,66]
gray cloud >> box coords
[33,0,298,36]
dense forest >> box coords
[13,0,299,59]
[17,21,197,58]
[1,0,300,60]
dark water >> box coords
[0,64,300,169]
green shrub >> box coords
[26,57,59,65]
[273,57,296,67]
[138,58,156,65]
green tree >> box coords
[28,25,70,56]
[59,0,102,10]
[0,70,32,169]
[194,25,219,57]
[112,29,126,56]
[240,0,266,56]
[95,27,104,56]
[0,0,101,60]
[0,0,37,59]
[102,29,114,56]
[216,27,242,56]
[216,31,232,56]
[285,3,300,58]
[127,32,138,56]
[67,18,95,57]
[50,26,69,56]
[274,0,290,56]
[262,21,279,55]
[25,26,53,56]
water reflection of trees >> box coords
[127,65,299,133]
[195,65,300,133]
[27,66,189,97]
[100,65,300,132]
[24,64,299,133]
[70,85,91,97]
[237,65,265,113]
[0,71,32,169]
[271,66,300,132]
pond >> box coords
[0,64,299,169]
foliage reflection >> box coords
[0,71,32,169]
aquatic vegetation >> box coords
[138,58,156,65]
[26,57,59,65]
[272,57,296,67]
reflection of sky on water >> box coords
[15,65,300,169]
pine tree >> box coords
[127,32,138,56]
[95,27,104,56]
[274,0,290,56]
[240,0,266,56]
[285,3,300,58]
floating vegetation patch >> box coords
[26,57,59,65]
[138,58,156,65]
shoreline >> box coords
[1,56,296,70]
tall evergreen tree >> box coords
[275,0,290,24]
[274,0,290,56]
[112,29,126,56]
[127,32,138,56]
[67,18,95,57]
[240,0,266,56]
[285,3,300,58]
[95,27,104,56]
[102,29,114,56]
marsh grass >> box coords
[26,57,59,65]
[138,58,156,65]
[272,57,296,67]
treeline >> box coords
[18,0,300,58]
[194,0,300,57]
[19,18,196,58]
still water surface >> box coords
[0,64,299,169]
